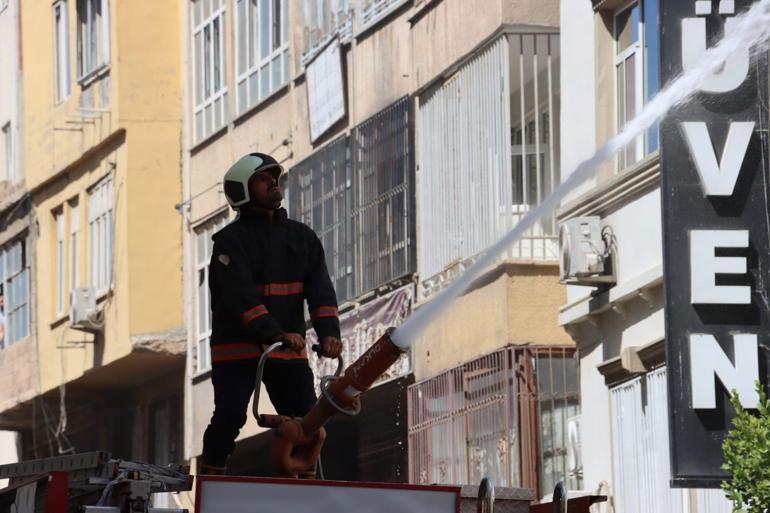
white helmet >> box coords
[223,153,283,209]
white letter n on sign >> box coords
[690,230,750,304]
[681,121,754,196]
[689,333,759,409]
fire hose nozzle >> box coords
[269,328,406,477]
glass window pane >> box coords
[238,79,247,112]
[283,50,289,82]
[249,0,258,68]
[197,270,207,334]
[249,70,259,104]
[214,96,222,130]
[194,32,203,105]
[196,232,206,265]
[281,0,287,44]
[272,55,281,89]
[213,17,221,92]
[193,0,202,26]
[615,7,634,52]
[272,0,281,50]
[260,63,270,97]
[625,53,637,165]
[203,26,212,99]
[260,0,270,59]
[205,103,213,137]
[237,0,246,75]
[195,111,203,142]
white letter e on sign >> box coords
[690,230,750,304]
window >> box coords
[287,98,416,303]
[0,239,30,348]
[0,0,8,12]
[55,210,66,315]
[359,0,407,29]
[407,346,580,496]
[77,0,110,80]
[192,0,228,143]
[1,122,12,183]
[70,199,80,293]
[54,1,71,102]
[194,216,227,373]
[88,176,113,294]
[615,0,659,171]
[235,0,289,115]
[301,0,352,65]
[287,136,353,302]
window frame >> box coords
[234,0,290,116]
[88,175,113,296]
[191,0,228,144]
[54,1,72,103]
[76,0,110,83]
[193,214,228,374]
[614,2,644,171]
[69,198,80,294]
[0,238,30,349]
[55,209,66,316]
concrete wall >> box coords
[559,0,596,210]
[412,261,570,380]
[410,0,558,93]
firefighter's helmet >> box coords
[223,153,284,209]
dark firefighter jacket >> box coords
[208,207,340,364]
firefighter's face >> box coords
[249,170,283,209]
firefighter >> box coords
[199,153,343,475]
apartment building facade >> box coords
[557,0,741,511]
[182,0,576,497]
[0,0,187,474]
[0,0,31,476]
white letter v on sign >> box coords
[681,121,754,197]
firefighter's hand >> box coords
[319,336,343,359]
[276,333,306,354]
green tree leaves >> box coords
[721,381,770,513]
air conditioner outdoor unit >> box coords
[559,216,614,284]
[70,287,102,332]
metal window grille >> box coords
[407,346,580,498]
[288,98,415,302]
[610,367,733,513]
[351,96,415,295]
[418,33,560,296]
[288,135,354,302]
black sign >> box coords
[661,0,770,487]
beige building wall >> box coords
[411,262,570,380]
[11,0,186,461]
[23,0,184,394]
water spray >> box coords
[264,0,770,477]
